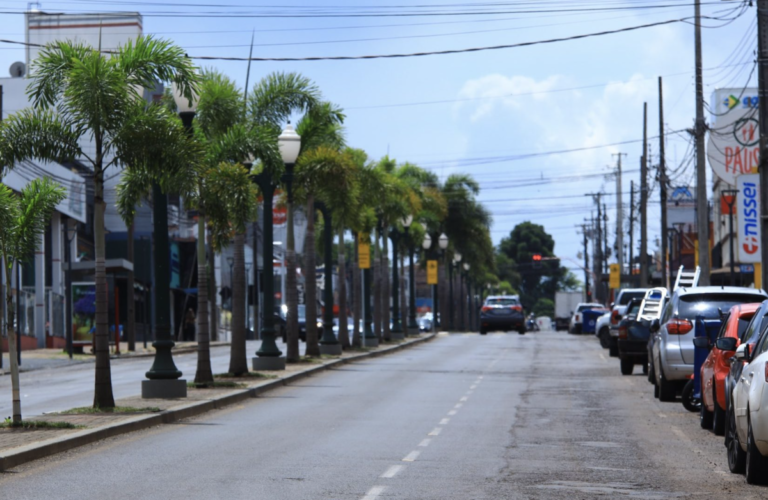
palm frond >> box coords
[248,72,321,127]
[15,178,66,261]
[0,109,81,173]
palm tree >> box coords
[0,178,65,423]
[246,73,321,363]
[0,37,198,408]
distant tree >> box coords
[532,298,555,318]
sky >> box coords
[0,0,759,275]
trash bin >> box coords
[581,309,607,334]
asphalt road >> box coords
[0,340,300,417]
[2,331,768,499]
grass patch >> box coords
[1,419,83,429]
[214,372,278,379]
[58,406,161,415]
[188,380,247,389]
[295,356,323,364]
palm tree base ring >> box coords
[319,344,343,356]
[390,332,406,340]
[361,337,379,348]
[252,356,287,371]
[142,379,187,399]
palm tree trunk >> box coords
[285,199,300,362]
[228,233,248,375]
[208,227,218,342]
[382,233,391,342]
[352,232,361,347]
[337,228,350,349]
[304,195,320,357]
[373,233,381,342]
[400,252,406,335]
[126,222,136,351]
[93,170,115,408]
[6,264,21,424]
[194,212,213,384]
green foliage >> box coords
[532,298,555,318]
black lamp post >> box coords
[142,86,195,399]
[461,262,470,331]
[389,226,404,340]
[402,216,418,336]
[722,189,738,286]
[315,201,341,354]
[422,232,448,332]
[450,252,462,331]
[64,218,77,359]
[362,232,378,347]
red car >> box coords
[700,302,760,435]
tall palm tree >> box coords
[248,73,321,363]
[0,178,65,423]
[1,37,198,408]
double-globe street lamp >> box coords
[141,85,197,399]
[422,232,448,332]
[249,123,301,370]
[449,252,462,331]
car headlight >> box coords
[317,321,323,328]
[281,304,288,315]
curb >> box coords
[0,333,437,471]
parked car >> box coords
[595,311,612,348]
[699,303,760,435]
[279,304,315,343]
[730,322,768,483]
[568,302,604,334]
[418,313,433,332]
[605,288,648,354]
[650,286,768,402]
[480,295,525,335]
[555,291,583,331]
[617,298,647,375]
[723,300,768,475]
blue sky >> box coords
[0,1,758,273]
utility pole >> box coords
[578,223,591,300]
[612,153,626,275]
[659,76,669,289]
[603,203,609,274]
[629,180,635,283]
[586,194,604,302]
[695,0,711,285]
[757,0,768,288]
[640,103,649,287]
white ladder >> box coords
[639,287,667,321]
[673,266,700,291]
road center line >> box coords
[455,403,463,409]
[419,439,431,447]
[429,427,443,436]
[402,450,421,462]
[361,485,387,500]
[460,396,468,402]
[470,385,477,389]
[448,410,457,416]
[380,465,404,478]
[440,418,450,425]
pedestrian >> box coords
[184,308,196,342]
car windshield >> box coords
[627,301,641,316]
[678,294,764,320]
[619,292,646,305]
[742,310,768,343]
[487,298,519,306]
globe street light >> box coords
[142,84,197,399]
[402,216,419,336]
[449,252,461,331]
[462,262,470,331]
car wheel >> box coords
[480,329,487,335]
[713,400,726,436]
[518,328,526,335]
[599,327,609,348]
[745,418,768,484]
[654,382,660,399]
[681,379,700,412]
[699,393,713,425]
[727,407,746,474]
[647,361,655,384]
[642,362,649,375]
[620,358,634,376]
[658,372,676,402]
[608,344,618,357]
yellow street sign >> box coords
[427,260,438,284]
[609,263,621,289]
[359,243,370,269]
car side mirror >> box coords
[610,302,615,308]
[735,343,751,362]
[715,337,738,352]
[693,337,711,349]
[650,319,661,333]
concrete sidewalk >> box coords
[0,333,438,471]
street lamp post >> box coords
[437,233,448,329]
[722,190,738,286]
[363,232,378,347]
[389,227,404,340]
[462,263,470,331]
[64,218,77,359]
[142,86,196,399]
[245,263,251,335]
[450,252,462,331]
[315,201,342,355]
[402,216,418,336]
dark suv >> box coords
[480,295,525,335]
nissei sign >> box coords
[708,88,760,185]
[737,174,761,263]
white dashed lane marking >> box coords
[419,439,431,447]
[402,451,421,462]
[361,485,387,500]
[440,418,450,425]
[429,427,443,436]
[380,465,404,478]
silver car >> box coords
[651,286,767,402]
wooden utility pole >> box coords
[629,180,635,283]
[603,203,609,274]
[659,77,668,289]
[757,0,768,288]
[640,103,649,287]
[579,223,591,300]
[612,153,626,275]
[695,0,711,284]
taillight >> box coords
[667,318,693,335]
[481,306,492,312]
[575,314,581,322]
[510,305,522,312]
[618,324,628,339]
[611,310,621,325]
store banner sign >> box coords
[737,174,761,263]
